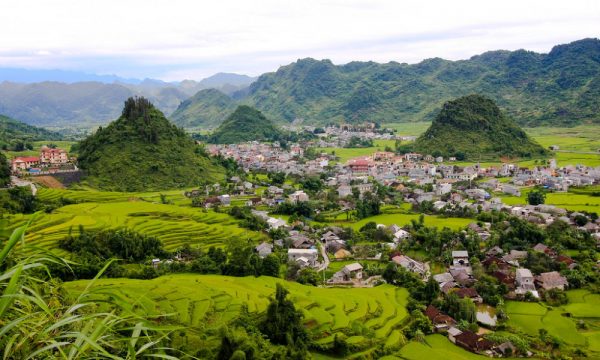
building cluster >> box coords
[11,146,72,173]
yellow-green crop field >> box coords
[506,290,600,355]
[1,196,265,253]
[317,139,397,163]
[498,188,600,213]
[65,274,410,355]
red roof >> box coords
[13,156,40,162]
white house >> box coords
[452,251,469,267]
[289,190,309,203]
[288,249,318,267]
[267,217,287,229]
[393,229,410,243]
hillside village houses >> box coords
[11,145,71,172]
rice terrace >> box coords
[2,2,600,359]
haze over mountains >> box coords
[0,72,256,128]
[1,38,599,129]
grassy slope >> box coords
[505,292,600,349]
[65,274,410,352]
[1,189,265,253]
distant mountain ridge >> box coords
[0,72,255,128]
[173,38,600,128]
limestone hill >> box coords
[411,95,548,160]
[77,97,224,191]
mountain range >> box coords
[1,38,598,129]
[173,38,600,128]
[0,73,255,128]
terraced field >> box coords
[1,200,265,253]
[506,292,600,354]
[65,274,410,354]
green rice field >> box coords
[506,291,600,353]
[347,213,472,231]
[395,334,490,360]
[65,274,410,353]
[317,139,397,163]
[0,198,265,253]
[499,188,600,213]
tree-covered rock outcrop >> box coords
[411,95,548,160]
[208,105,283,144]
[77,97,225,191]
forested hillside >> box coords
[77,97,225,191]
[179,38,600,127]
[411,95,548,160]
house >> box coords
[454,288,483,303]
[502,250,528,266]
[11,156,40,171]
[452,251,469,267]
[334,249,352,259]
[392,255,428,278]
[536,271,568,291]
[435,183,452,195]
[40,146,68,164]
[217,194,231,206]
[393,229,410,242]
[288,249,318,267]
[267,217,287,229]
[331,263,363,282]
[289,190,309,203]
[337,185,353,198]
[151,258,161,268]
[425,305,456,332]
[515,268,538,297]
[454,330,494,353]
[255,242,273,258]
[448,327,463,344]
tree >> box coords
[260,284,308,352]
[296,268,319,286]
[527,188,546,205]
[0,152,10,187]
[261,254,281,277]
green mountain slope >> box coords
[411,95,548,160]
[0,114,61,149]
[178,38,599,127]
[208,105,282,144]
[77,97,225,191]
[170,89,236,129]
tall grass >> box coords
[0,215,180,359]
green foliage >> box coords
[170,39,600,127]
[355,192,381,219]
[0,113,62,150]
[411,95,548,160]
[0,218,175,358]
[0,151,9,186]
[0,185,39,214]
[209,105,283,144]
[77,97,225,191]
[527,188,546,205]
[171,88,236,128]
[260,284,308,356]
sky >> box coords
[0,0,598,81]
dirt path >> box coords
[34,176,66,189]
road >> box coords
[10,176,37,196]
[317,243,330,272]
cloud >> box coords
[0,0,598,80]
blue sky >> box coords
[0,0,598,81]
